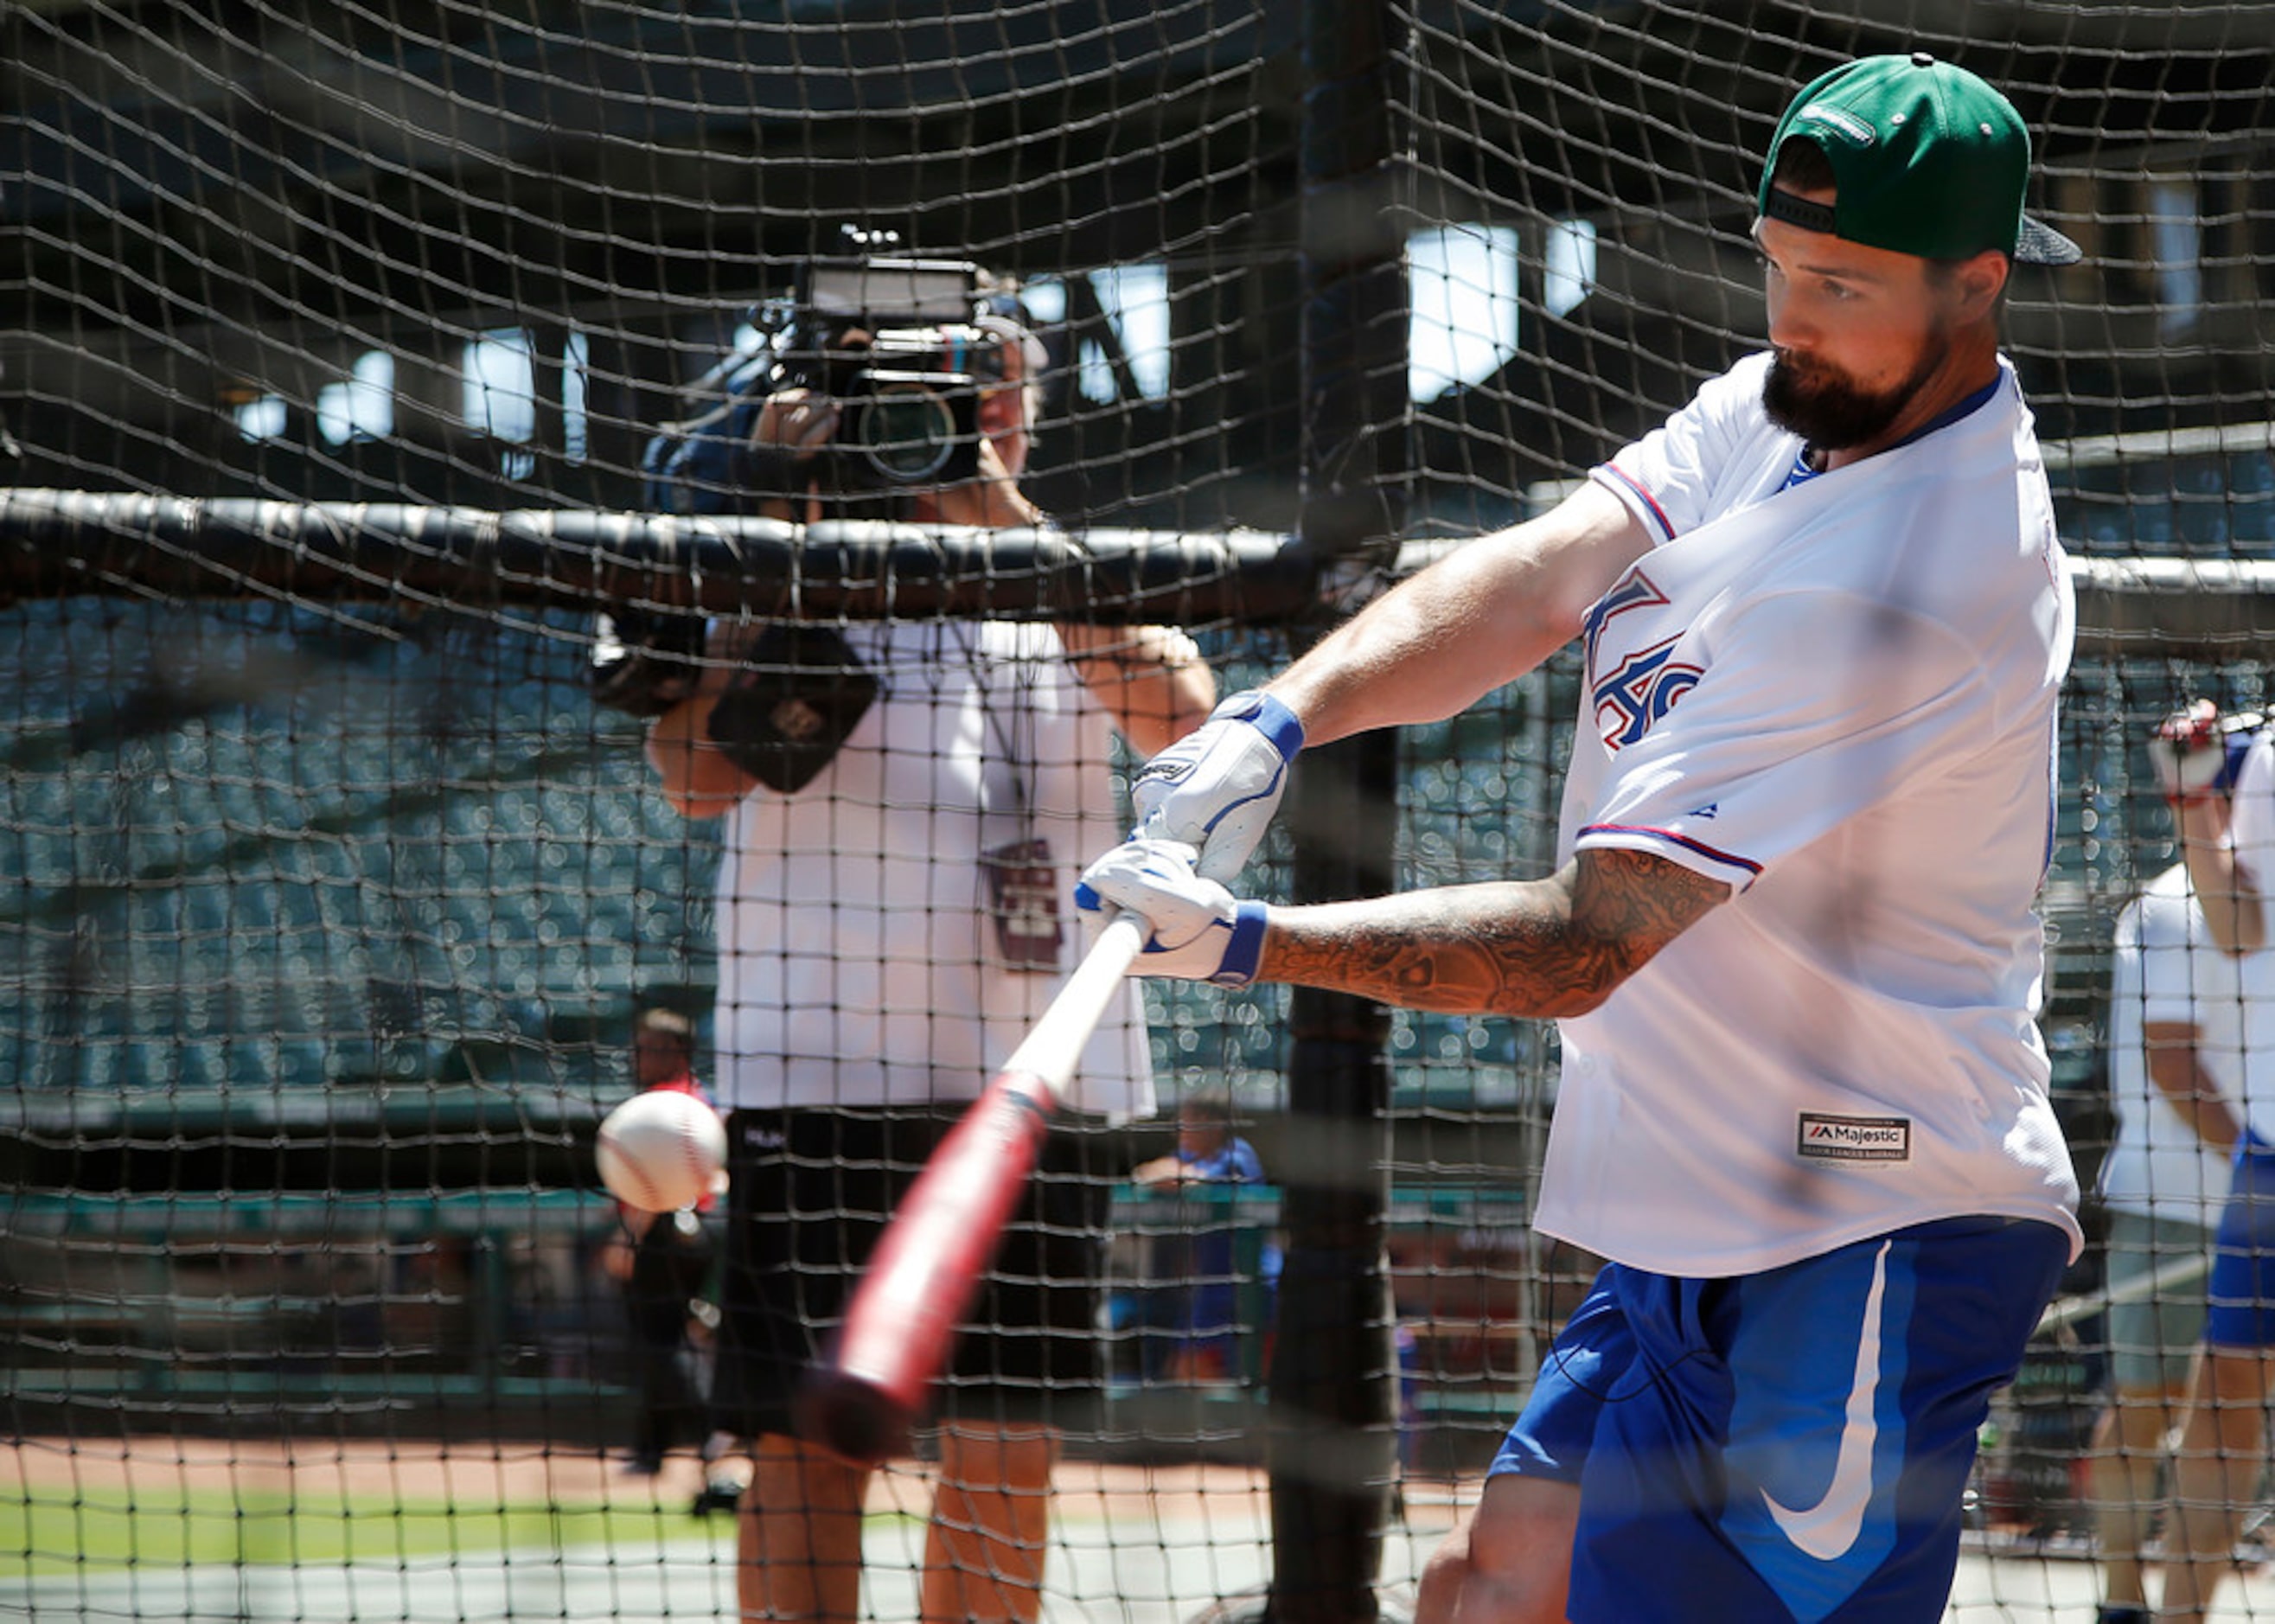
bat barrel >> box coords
[796,1368,917,1466]
[792,913,1146,1467]
[794,1072,1056,1465]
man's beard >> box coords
[1762,330,1949,451]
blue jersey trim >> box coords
[1579,822,1763,879]
[1780,445,1824,492]
[1595,463,1677,543]
[1786,375,2005,481]
[1890,374,2003,449]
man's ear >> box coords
[1954,248,2010,321]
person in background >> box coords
[1128,1088,1271,1383]
[638,274,1217,1623]
[2086,861,2244,1624]
[598,1007,722,1477]
[2143,705,2275,1623]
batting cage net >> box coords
[4,1,2273,1619]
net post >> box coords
[1265,0,1409,1615]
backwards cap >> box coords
[1759,53,2081,265]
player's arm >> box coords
[1082,841,1728,1015]
[1129,1154,1188,1187]
[2155,702,2265,955]
[1122,480,1652,884]
[2144,1017,2243,1154]
[1266,479,1652,748]
[2175,795,2265,956]
[1259,847,1726,1017]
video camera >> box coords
[766,253,1002,494]
[601,240,1012,730]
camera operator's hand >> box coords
[752,389,839,458]
[735,388,840,515]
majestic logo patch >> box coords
[1798,1113,1911,1162]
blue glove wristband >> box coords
[1219,690,1306,764]
[1209,900,1270,988]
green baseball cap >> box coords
[1758,53,2081,265]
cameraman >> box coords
[638,289,1215,1624]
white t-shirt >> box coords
[2229,732,2275,900]
[2209,743,2275,1148]
[1537,352,2083,1276]
[2098,864,2241,1227]
[711,618,1153,1119]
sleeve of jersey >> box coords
[1573,587,1995,892]
[1588,362,1759,544]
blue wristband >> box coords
[1208,899,1270,988]
[1221,690,1306,763]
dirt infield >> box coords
[29,1438,2221,1622]
[3,1432,1470,1536]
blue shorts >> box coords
[1488,1218,2068,1623]
[2207,1136,2275,1348]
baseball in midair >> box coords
[596,1089,728,1212]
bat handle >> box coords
[999,910,1147,1093]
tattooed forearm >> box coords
[1258,848,1729,1018]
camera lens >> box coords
[857,382,960,483]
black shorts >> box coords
[710,1105,1109,1441]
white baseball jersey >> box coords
[1535,351,2082,1276]
[711,618,1153,1119]
[2098,864,2244,1227]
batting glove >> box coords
[1130,689,1305,882]
[2151,700,2247,806]
[1077,839,1269,987]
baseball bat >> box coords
[795,911,1147,1465]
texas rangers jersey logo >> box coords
[1583,568,1701,751]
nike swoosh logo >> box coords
[1761,1238,1890,1563]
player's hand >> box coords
[1077,838,1268,987]
[1128,689,1304,881]
[2152,700,2229,806]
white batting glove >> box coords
[1077,839,1269,987]
[1129,689,1305,882]
[2152,700,2229,805]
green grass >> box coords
[0,1485,725,1579]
